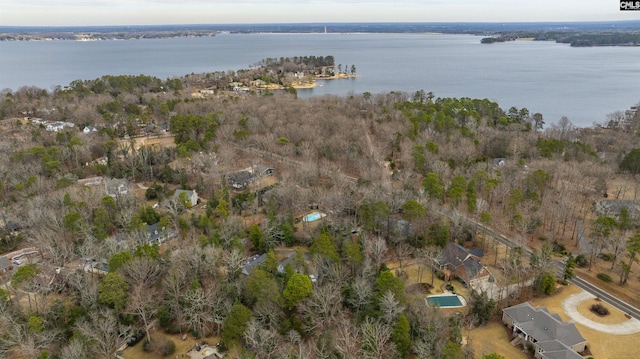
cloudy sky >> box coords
[0,0,636,27]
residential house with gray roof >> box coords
[242,254,267,276]
[502,302,587,359]
[228,164,275,190]
[174,189,198,208]
[436,242,492,287]
[146,223,170,244]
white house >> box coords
[45,121,75,132]
[83,125,100,134]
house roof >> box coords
[252,165,274,175]
[492,158,506,166]
[6,221,21,232]
[105,178,129,196]
[146,223,164,242]
[242,254,267,276]
[469,248,484,258]
[277,253,295,273]
[462,257,484,279]
[503,302,586,349]
[438,242,491,282]
[174,189,196,199]
[439,242,473,268]
[537,341,584,359]
[594,199,640,217]
[229,171,254,184]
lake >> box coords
[2,33,639,127]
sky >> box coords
[0,0,638,27]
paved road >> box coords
[569,275,640,320]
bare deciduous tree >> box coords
[60,337,89,359]
[358,318,397,359]
[127,283,157,343]
[334,317,360,359]
[120,257,163,287]
[379,290,405,325]
[243,318,279,359]
[365,235,388,271]
[300,282,343,331]
[77,309,132,359]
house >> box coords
[228,165,275,190]
[29,117,46,125]
[105,178,130,198]
[229,171,254,190]
[6,221,21,233]
[242,254,266,276]
[45,121,75,132]
[199,88,216,96]
[34,265,63,292]
[83,125,99,134]
[78,176,104,187]
[250,79,267,88]
[146,222,170,244]
[0,257,11,274]
[252,165,275,177]
[594,199,640,220]
[492,158,506,167]
[174,189,198,208]
[80,257,107,275]
[436,242,492,287]
[502,302,587,359]
[277,253,295,273]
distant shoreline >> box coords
[3,20,640,42]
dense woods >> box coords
[1,59,640,359]
[482,31,640,46]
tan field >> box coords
[469,321,528,359]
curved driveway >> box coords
[562,291,640,335]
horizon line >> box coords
[3,19,640,29]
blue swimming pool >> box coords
[426,294,465,308]
[303,211,324,222]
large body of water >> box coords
[2,33,639,128]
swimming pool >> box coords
[426,294,466,308]
[303,211,325,222]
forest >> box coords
[481,31,640,46]
[1,58,640,359]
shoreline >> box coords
[290,73,358,89]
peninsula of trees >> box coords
[1,56,640,359]
[481,31,640,46]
